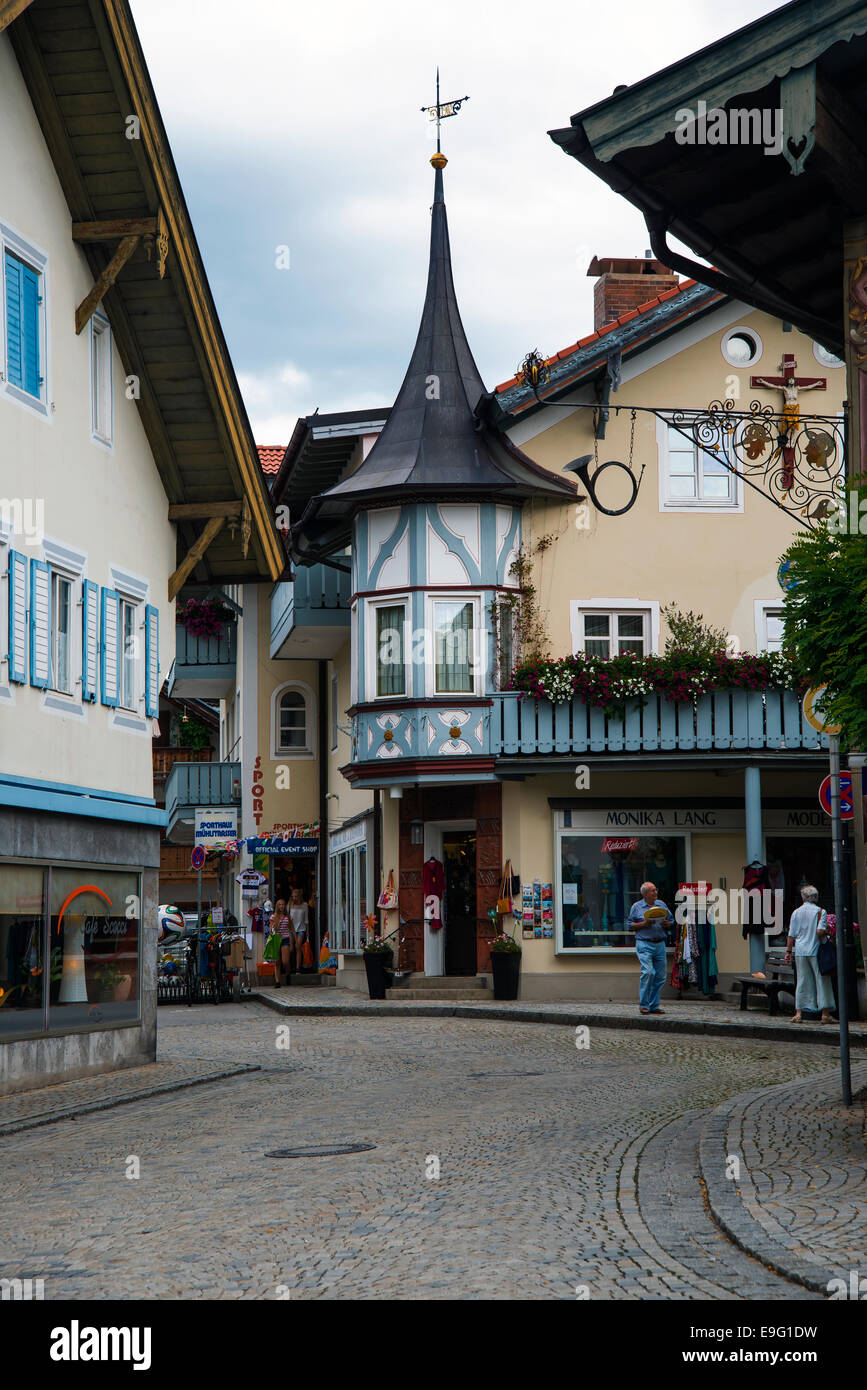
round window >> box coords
[813,341,844,368]
[721,328,762,366]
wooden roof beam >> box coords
[75,233,139,334]
[168,501,243,521]
[0,0,35,33]
[73,218,158,241]
[168,516,225,602]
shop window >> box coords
[48,868,141,1029]
[329,839,368,952]
[271,681,315,757]
[0,864,45,1036]
[557,832,687,951]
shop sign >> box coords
[252,838,318,856]
[600,837,639,854]
[251,754,264,828]
[564,808,832,832]
[195,808,238,848]
[329,819,368,854]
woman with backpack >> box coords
[785,884,834,1023]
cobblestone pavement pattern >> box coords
[0,1004,858,1299]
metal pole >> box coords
[848,754,867,1020]
[829,735,852,1105]
[197,864,202,932]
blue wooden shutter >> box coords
[144,604,159,717]
[82,579,99,702]
[21,262,41,398]
[29,558,50,689]
[7,548,27,683]
[4,251,23,391]
[100,586,120,707]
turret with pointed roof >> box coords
[291,155,575,561]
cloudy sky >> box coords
[130,0,784,446]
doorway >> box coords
[442,830,477,976]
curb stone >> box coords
[698,1062,867,1294]
[248,991,867,1047]
[0,1063,261,1136]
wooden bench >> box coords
[735,950,796,1015]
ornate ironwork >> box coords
[666,399,845,527]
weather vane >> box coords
[421,69,469,153]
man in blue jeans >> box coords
[628,881,674,1015]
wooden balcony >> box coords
[160,843,219,880]
[165,761,241,843]
[153,747,215,779]
[167,623,237,698]
[270,565,351,660]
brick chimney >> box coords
[588,253,679,332]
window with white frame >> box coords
[2,225,48,414]
[661,421,738,508]
[755,602,785,653]
[271,681,314,757]
[576,608,650,658]
[91,315,113,445]
[491,596,516,690]
[50,570,73,694]
[370,599,407,698]
[431,596,478,695]
[119,597,139,710]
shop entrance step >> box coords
[386,986,495,1001]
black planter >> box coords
[364,951,393,999]
[491,950,521,1000]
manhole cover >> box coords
[264,1143,376,1158]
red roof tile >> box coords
[257,445,286,475]
[493,276,711,393]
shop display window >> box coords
[557,833,687,951]
[329,842,368,952]
[0,865,46,1035]
[48,868,141,1029]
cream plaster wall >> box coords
[0,34,175,801]
[510,307,844,657]
[255,588,320,832]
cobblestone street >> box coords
[2,1003,863,1300]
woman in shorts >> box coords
[272,898,295,988]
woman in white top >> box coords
[288,887,309,971]
[785,884,834,1023]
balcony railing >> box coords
[349,690,828,779]
[167,623,237,698]
[270,565,351,659]
[491,690,828,756]
[153,747,215,779]
[165,760,241,842]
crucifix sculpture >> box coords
[751,353,826,489]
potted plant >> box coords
[93,961,132,1003]
[176,597,235,638]
[489,928,522,1000]
[362,934,394,999]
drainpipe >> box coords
[318,660,328,961]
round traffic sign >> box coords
[803,685,842,736]
[818,771,854,820]
[191,846,206,870]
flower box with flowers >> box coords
[176,598,236,639]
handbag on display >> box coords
[377,870,398,910]
[497,860,513,916]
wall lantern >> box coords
[410,820,424,846]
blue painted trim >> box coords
[367,509,409,589]
[81,579,98,702]
[355,513,369,589]
[28,556,50,689]
[100,586,119,707]
[495,507,521,585]
[7,548,26,683]
[0,780,165,826]
[410,506,425,587]
[0,770,157,806]
[144,603,158,717]
[425,504,481,585]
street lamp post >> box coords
[829,735,852,1106]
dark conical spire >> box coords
[292,157,575,558]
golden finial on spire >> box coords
[430,152,448,169]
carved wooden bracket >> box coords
[168,516,225,602]
[73,211,169,334]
